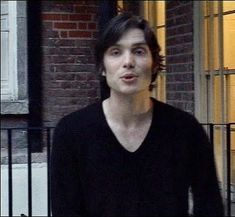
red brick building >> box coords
[40,1,195,126]
[1,0,235,198]
[0,1,197,130]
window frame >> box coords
[140,1,166,102]
[194,0,235,197]
[193,1,205,121]
[1,1,28,114]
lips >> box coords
[120,74,138,79]
[120,73,138,83]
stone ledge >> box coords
[1,148,48,164]
[1,100,29,114]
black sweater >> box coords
[51,99,224,216]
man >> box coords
[51,13,224,216]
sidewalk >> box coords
[1,163,235,216]
[1,163,48,216]
[230,203,235,217]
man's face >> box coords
[103,28,153,96]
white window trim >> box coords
[1,1,18,101]
[193,1,207,122]
[8,1,18,101]
[193,1,235,200]
[1,1,28,114]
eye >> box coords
[109,48,121,56]
[134,47,146,56]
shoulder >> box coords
[153,99,196,122]
[152,98,200,127]
[152,99,210,149]
[54,101,103,131]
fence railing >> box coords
[1,124,234,216]
[202,123,235,217]
[1,127,54,217]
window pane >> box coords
[203,2,220,71]
[1,1,8,15]
[223,1,235,12]
[156,73,166,102]
[141,1,165,102]
[204,1,219,17]
[213,16,219,70]
[147,1,156,25]
[227,74,235,123]
[204,18,209,71]
[1,15,8,30]
[1,1,17,101]
[155,1,165,26]
[1,30,10,97]
[203,17,219,71]
[156,27,165,57]
[213,76,223,123]
[1,5,10,100]
[223,13,235,69]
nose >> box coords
[123,51,135,69]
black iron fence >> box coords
[202,123,235,217]
[1,124,234,216]
[1,127,54,217]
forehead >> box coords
[115,28,146,46]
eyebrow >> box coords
[112,42,148,47]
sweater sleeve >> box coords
[50,117,85,216]
[189,118,224,216]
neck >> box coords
[103,90,153,127]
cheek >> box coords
[139,61,153,81]
[139,56,152,68]
[139,60,153,73]
[104,59,118,73]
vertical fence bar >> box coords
[226,124,231,217]
[27,129,32,217]
[209,123,214,152]
[47,128,51,217]
[8,129,13,217]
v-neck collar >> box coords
[100,98,157,155]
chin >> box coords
[118,87,147,96]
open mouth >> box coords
[120,74,138,82]
[124,75,136,79]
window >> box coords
[1,1,17,101]
[1,1,28,114]
[202,1,235,125]
[141,1,166,102]
[194,0,235,191]
[205,0,235,186]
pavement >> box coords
[1,163,48,216]
[1,162,235,216]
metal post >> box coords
[226,124,231,216]
[209,123,214,152]
[8,129,13,217]
[27,129,32,216]
[47,128,51,217]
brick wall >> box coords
[41,1,100,127]
[166,1,194,114]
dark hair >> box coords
[95,12,164,91]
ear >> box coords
[102,70,106,76]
